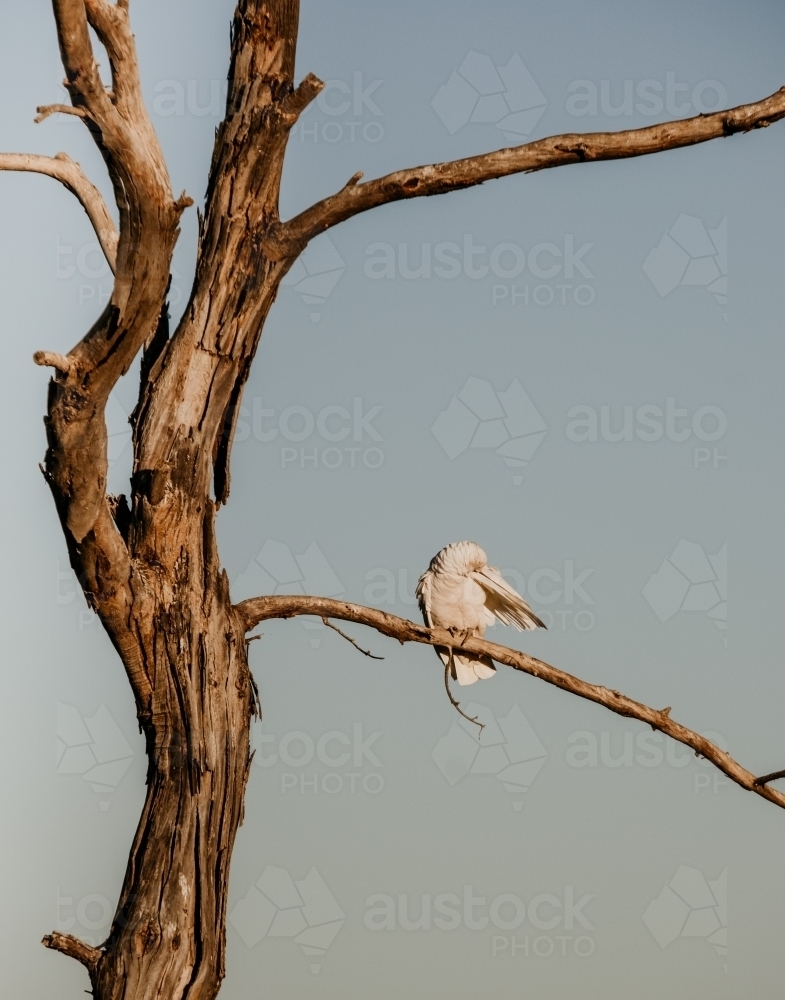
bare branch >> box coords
[33,351,74,374]
[52,0,114,117]
[83,0,146,114]
[50,0,179,381]
[236,595,785,811]
[34,103,87,123]
[0,152,117,268]
[281,86,785,246]
[39,1,180,548]
[279,72,324,121]
[320,617,384,659]
[42,931,101,972]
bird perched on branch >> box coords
[416,541,545,686]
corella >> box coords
[416,540,545,686]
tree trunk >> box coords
[90,507,254,1000]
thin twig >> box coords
[754,769,785,786]
[35,103,87,123]
[321,617,384,659]
[444,656,484,734]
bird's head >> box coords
[429,540,487,575]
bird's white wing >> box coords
[415,570,433,627]
[416,569,454,669]
[470,566,546,631]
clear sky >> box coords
[2,1,785,998]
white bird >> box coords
[416,541,545,686]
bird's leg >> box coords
[447,626,473,646]
[443,659,484,735]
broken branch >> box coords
[42,931,101,972]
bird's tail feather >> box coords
[453,653,496,686]
[435,646,497,685]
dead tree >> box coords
[3,2,784,998]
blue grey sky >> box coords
[2,1,785,997]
